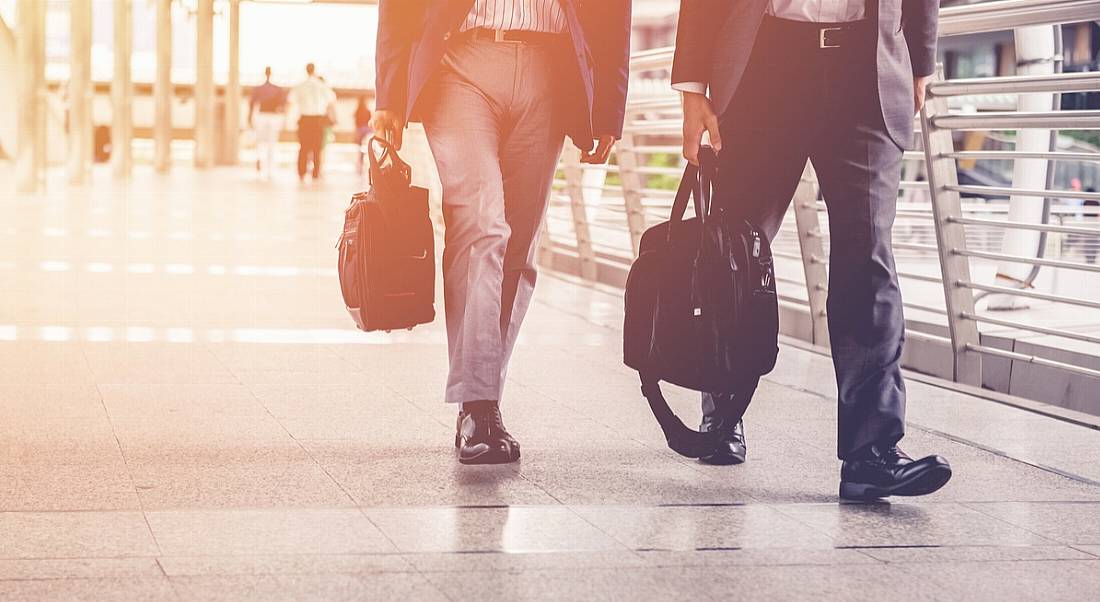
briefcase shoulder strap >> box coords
[639,374,724,459]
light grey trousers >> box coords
[421,37,566,404]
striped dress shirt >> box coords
[461,0,568,34]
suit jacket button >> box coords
[443,32,452,41]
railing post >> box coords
[615,129,647,257]
[792,162,831,347]
[921,69,984,386]
[563,148,599,281]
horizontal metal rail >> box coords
[929,71,1100,97]
[938,0,1100,37]
[931,110,1100,130]
[897,270,947,284]
[950,216,1100,237]
[966,344,1100,380]
[959,281,1100,311]
[946,150,1100,163]
[961,312,1100,346]
[948,185,1100,201]
[955,248,1100,274]
[905,301,950,316]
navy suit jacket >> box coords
[672,0,939,148]
[375,0,631,141]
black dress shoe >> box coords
[455,402,520,465]
[840,445,952,501]
[699,417,747,465]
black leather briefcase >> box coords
[623,148,779,457]
[338,138,436,332]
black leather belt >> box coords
[463,28,563,44]
[765,16,872,50]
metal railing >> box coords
[542,0,1100,404]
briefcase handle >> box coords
[366,136,412,188]
[667,146,717,245]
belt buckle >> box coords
[493,29,520,44]
[820,27,842,49]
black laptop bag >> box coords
[623,148,780,457]
[338,138,436,332]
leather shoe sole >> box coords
[839,462,952,501]
[699,445,746,466]
[456,438,520,465]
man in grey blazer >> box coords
[673,0,952,500]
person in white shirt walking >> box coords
[289,63,336,181]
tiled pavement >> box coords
[2,166,1100,601]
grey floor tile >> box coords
[0,384,105,419]
[168,573,447,602]
[0,512,159,559]
[157,554,413,577]
[99,384,267,418]
[572,504,836,551]
[0,577,179,602]
[0,463,140,511]
[421,566,723,602]
[774,502,1058,547]
[858,544,1096,564]
[0,558,163,580]
[965,501,1100,545]
[902,559,1100,600]
[130,461,355,510]
[302,442,558,507]
[636,547,879,568]
[363,506,628,554]
[145,509,396,556]
[403,550,649,573]
[516,447,752,506]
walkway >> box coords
[2,167,1100,600]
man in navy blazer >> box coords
[373,1,631,465]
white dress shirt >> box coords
[674,0,868,95]
[290,75,337,117]
[769,0,865,23]
[461,0,567,34]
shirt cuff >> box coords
[672,82,708,95]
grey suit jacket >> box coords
[671,0,940,148]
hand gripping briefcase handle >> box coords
[367,136,411,188]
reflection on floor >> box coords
[2,167,1100,601]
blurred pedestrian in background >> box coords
[249,67,286,181]
[354,95,373,175]
[289,63,336,182]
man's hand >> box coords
[681,91,722,165]
[579,135,616,165]
[914,75,932,115]
[371,109,405,150]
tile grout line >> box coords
[86,374,170,566]
[234,378,362,510]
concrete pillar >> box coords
[15,0,46,194]
[153,0,173,173]
[221,0,241,165]
[194,0,215,168]
[68,0,93,185]
[112,0,133,180]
